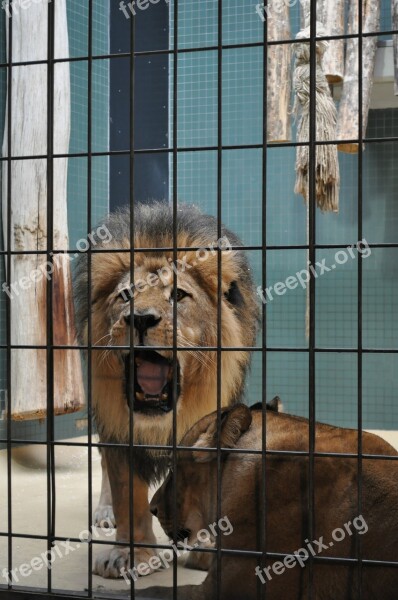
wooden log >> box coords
[1,1,85,419]
[266,0,292,143]
[316,0,345,84]
[337,0,380,153]
[393,0,398,96]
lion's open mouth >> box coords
[125,350,180,415]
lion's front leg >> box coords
[93,449,116,528]
[93,447,157,579]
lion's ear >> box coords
[224,280,244,307]
[192,405,252,463]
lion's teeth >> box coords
[135,392,145,401]
[161,393,168,400]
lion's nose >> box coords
[125,311,161,334]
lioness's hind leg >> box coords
[93,449,116,528]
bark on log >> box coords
[267,0,292,143]
[1,1,85,419]
[393,0,398,96]
[316,0,345,84]
[337,0,380,153]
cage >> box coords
[0,0,398,599]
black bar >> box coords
[216,0,223,597]
[1,28,398,69]
[86,0,93,594]
[5,3,13,594]
[308,1,317,597]
[46,0,56,592]
[357,0,364,597]
[2,133,398,161]
[171,1,178,599]
[128,5,136,600]
[259,0,268,598]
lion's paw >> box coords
[93,504,116,529]
[94,546,160,579]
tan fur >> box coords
[81,209,258,578]
[145,406,398,600]
[90,241,253,447]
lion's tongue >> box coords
[136,360,169,396]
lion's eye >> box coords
[117,289,131,303]
[172,288,189,303]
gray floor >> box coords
[0,437,205,598]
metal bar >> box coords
[308,0,317,596]
[128,7,136,600]
[86,0,93,594]
[1,240,398,256]
[1,28,398,68]
[2,134,398,161]
[1,443,398,459]
[259,1,268,598]
[1,443,398,460]
[1,345,398,353]
[357,0,364,596]
[171,1,179,598]
[5,2,13,594]
[46,0,56,592]
[216,0,223,598]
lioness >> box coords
[73,204,259,577]
[142,404,398,600]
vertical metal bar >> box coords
[216,0,223,598]
[5,5,13,592]
[129,8,136,600]
[46,0,56,592]
[357,0,364,597]
[87,0,93,595]
[172,1,179,598]
[259,2,268,599]
[308,0,317,597]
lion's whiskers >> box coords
[178,334,216,371]
[94,332,112,346]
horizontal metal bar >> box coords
[0,538,397,568]
[1,439,397,462]
[1,243,398,259]
[0,29,397,69]
[0,242,398,256]
[1,135,398,162]
[1,345,397,353]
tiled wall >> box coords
[169,0,398,431]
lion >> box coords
[142,404,398,600]
[73,203,259,578]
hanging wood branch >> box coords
[393,0,398,96]
[1,1,85,420]
[266,0,292,143]
[316,0,345,84]
[293,5,340,213]
[337,0,381,153]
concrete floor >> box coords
[1,430,397,598]
[0,437,205,598]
